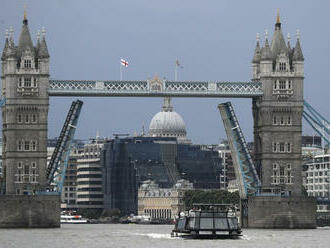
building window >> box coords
[24,77,31,87]
[279,63,286,71]
[287,116,292,125]
[17,114,22,123]
[18,78,22,87]
[273,81,278,90]
[24,165,29,175]
[286,143,291,153]
[32,114,37,123]
[24,59,32,69]
[273,115,277,125]
[24,141,30,151]
[273,142,277,152]
[31,162,37,168]
[279,143,285,152]
[280,116,284,125]
[25,115,29,123]
[288,80,292,89]
[18,162,23,168]
[279,80,286,89]
[18,141,22,151]
[31,141,37,151]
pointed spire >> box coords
[37,27,49,58]
[293,29,304,61]
[261,30,272,61]
[275,9,281,30]
[23,4,27,23]
[1,29,10,61]
[252,33,261,63]
[287,33,291,49]
[17,9,34,57]
[162,97,173,112]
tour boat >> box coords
[171,204,242,238]
[61,212,88,224]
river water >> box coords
[0,224,329,248]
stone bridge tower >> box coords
[251,13,304,196]
[1,13,49,194]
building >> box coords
[75,138,106,209]
[251,13,304,196]
[217,141,235,190]
[102,98,222,215]
[304,154,330,213]
[138,179,193,220]
[1,14,49,194]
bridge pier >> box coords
[245,196,316,229]
[0,195,60,228]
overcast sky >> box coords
[1,0,329,144]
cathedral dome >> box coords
[149,97,187,138]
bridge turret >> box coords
[252,12,304,196]
[1,12,49,195]
[260,31,273,76]
[251,33,261,80]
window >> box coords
[24,141,30,151]
[17,114,22,123]
[18,141,22,151]
[31,141,37,151]
[273,81,278,90]
[18,162,22,168]
[280,116,284,125]
[31,162,36,168]
[286,143,291,153]
[24,165,29,175]
[24,77,31,87]
[288,80,292,89]
[279,80,286,89]
[273,115,277,125]
[25,115,29,123]
[18,78,22,87]
[279,63,286,71]
[287,116,292,125]
[273,142,277,152]
[32,114,37,123]
[279,143,285,152]
[24,59,32,69]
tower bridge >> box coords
[0,12,316,228]
[48,79,263,97]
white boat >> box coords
[61,213,88,224]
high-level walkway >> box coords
[48,79,263,98]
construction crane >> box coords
[303,100,330,146]
[45,100,83,194]
[218,102,261,199]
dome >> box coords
[149,97,187,138]
[149,111,187,137]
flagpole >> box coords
[175,62,178,82]
[120,64,123,80]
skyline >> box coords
[1,0,329,144]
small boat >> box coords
[171,203,242,238]
[61,211,88,224]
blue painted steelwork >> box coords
[218,102,261,199]
[303,100,330,145]
[46,100,83,193]
[48,79,263,98]
[0,97,6,107]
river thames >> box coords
[0,224,329,248]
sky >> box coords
[1,0,330,144]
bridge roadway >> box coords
[48,79,263,98]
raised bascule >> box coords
[0,12,316,228]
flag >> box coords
[120,58,128,67]
[176,59,183,69]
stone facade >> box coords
[138,179,193,220]
[247,196,316,228]
[1,16,49,194]
[252,15,304,196]
[0,195,60,228]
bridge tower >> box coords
[1,13,49,194]
[252,13,304,196]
